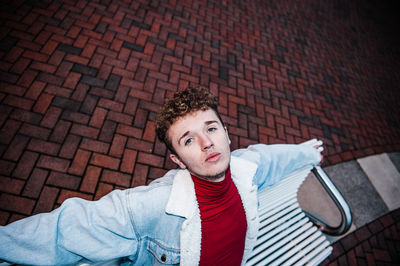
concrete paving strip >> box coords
[357,153,400,211]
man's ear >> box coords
[224,126,231,144]
[169,154,187,169]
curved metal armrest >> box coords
[304,166,353,236]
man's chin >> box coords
[191,166,229,181]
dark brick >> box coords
[105,74,121,91]
[0,194,35,215]
[72,63,98,76]
[90,153,120,170]
[0,175,24,194]
[47,171,81,190]
[101,169,131,187]
[57,43,82,55]
[81,75,105,87]
[22,168,48,198]
[122,41,144,52]
[68,149,91,176]
[33,186,59,214]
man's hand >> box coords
[299,138,324,164]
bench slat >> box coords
[246,166,332,266]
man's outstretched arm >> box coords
[0,189,138,265]
[232,139,323,189]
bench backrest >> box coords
[246,166,332,266]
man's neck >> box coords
[189,169,227,182]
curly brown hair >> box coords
[155,86,223,154]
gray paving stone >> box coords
[358,153,400,211]
[388,152,400,172]
[324,161,388,228]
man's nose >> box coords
[200,134,213,150]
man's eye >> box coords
[208,127,217,132]
[184,138,192,145]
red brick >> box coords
[0,119,21,144]
[4,46,24,63]
[70,124,99,139]
[44,85,72,98]
[98,98,124,112]
[68,149,91,175]
[142,121,156,142]
[63,72,81,89]
[380,213,395,227]
[23,50,48,62]
[109,134,127,157]
[0,160,15,176]
[12,151,39,179]
[57,190,92,204]
[17,70,38,88]
[40,106,62,128]
[27,138,60,155]
[59,134,81,159]
[3,135,30,161]
[64,54,89,65]
[101,169,131,187]
[80,166,101,193]
[107,111,133,125]
[3,95,34,110]
[47,171,81,189]
[33,186,59,214]
[132,108,148,128]
[81,43,96,58]
[30,62,57,74]
[127,138,153,152]
[37,155,70,173]
[55,61,73,78]
[62,111,90,125]
[0,175,24,194]
[121,149,137,174]
[22,168,48,198]
[89,107,108,128]
[129,89,152,101]
[90,153,120,170]
[116,124,142,139]
[48,50,65,66]
[10,57,31,74]
[0,194,35,215]
[41,40,59,55]
[80,138,109,154]
[94,182,113,200]
[10,109,41,125]
[0,83,26,98]
[137,152,164,168]
[132,163,149,187]
[20,123,51,140]
[0,211,10,226]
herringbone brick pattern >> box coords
[322,209,400,265]
[0,0,399,235]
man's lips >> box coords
[205,152,221,162]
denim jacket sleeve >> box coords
[0,189,138,265]
[231,143,321,189]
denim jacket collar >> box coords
[165,156,259,265]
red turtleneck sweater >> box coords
[191,168,247,265]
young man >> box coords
[0,86,323,265]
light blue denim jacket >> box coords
[0,144,321,265]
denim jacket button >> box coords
[161,254,166,262]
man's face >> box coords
[167,109,231,181]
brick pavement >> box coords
[0,0,399,263]
[321,208,400,265]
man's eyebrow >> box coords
[178,131,190,145]
[204,120,219,125]
[177,120,220,145]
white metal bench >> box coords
[246,165,352,265]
